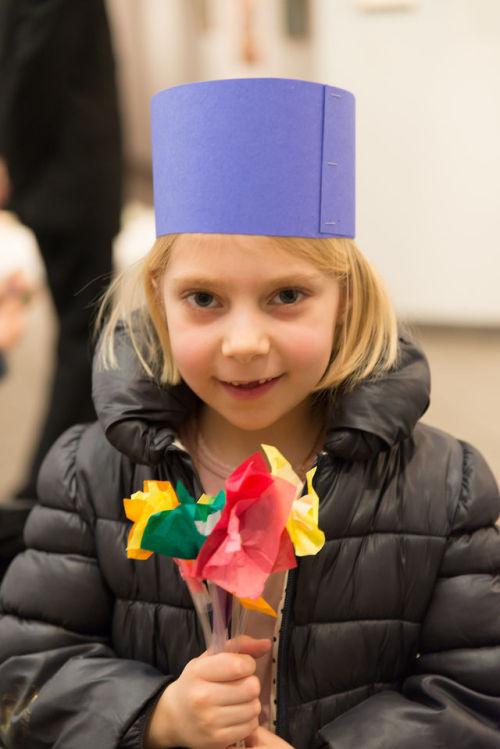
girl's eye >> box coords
[272,288,304,305]
[187,291,218,308]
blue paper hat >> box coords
[151,78,355,239]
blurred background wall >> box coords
[108,0,500,324]
[1,0,499,493]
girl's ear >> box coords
[150,271,158,289]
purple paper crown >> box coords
[151,78,355,239]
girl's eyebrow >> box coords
[169,271,324,288]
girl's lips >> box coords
[218,375,283,400]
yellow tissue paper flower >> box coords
[262,444,302,492]
[286,467,325,556]
[261,444,325,557]
[124,481,179,559]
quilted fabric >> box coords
[1,331,499,748]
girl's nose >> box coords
[221,314,270,361]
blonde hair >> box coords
[97,234,398,393]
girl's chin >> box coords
[205,404,314,437]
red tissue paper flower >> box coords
[193,452,297,600]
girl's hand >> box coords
[144,635,271,749]
[245,727,294,747]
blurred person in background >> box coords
[0,0,122,527]
[0,270,32,379]
[0,270,33,578]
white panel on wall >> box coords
[312,0,500,324]
[106,0,200,165]
[198,0,314,81]
[355,0,417,9]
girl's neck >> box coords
[198,399,324,475]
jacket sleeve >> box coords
[315,441,500,749]
[0,425,170,749]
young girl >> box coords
[1,78,499,749]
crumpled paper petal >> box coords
[237,596,277,618]
[124,481,179,559]
[262,444,325,557]
[193,452,297,600]
[141,490,225,559]
[123,446,325,619]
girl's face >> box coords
[161,234,341,437]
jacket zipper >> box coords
[276,565,297,741]
[275,453,326,741]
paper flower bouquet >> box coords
[123,445,325,652]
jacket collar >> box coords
[92,323,430,465]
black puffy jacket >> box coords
[1,331,499,749]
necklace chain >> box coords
[194,420,324,481]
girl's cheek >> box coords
[284,326,333,362]
[169,330,211,366]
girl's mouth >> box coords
[219,375,282,399]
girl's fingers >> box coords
[203,676,261,707]
[199,636,271,676]
[245,727,294,747]
[226,635,272,659]
[202,635,271,659]
[194,650,259,683]
[210,697,261,728]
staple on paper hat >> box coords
[151,78,355,239]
